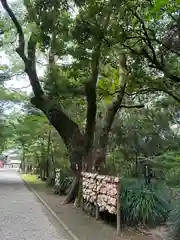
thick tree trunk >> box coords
[63,45,100,203]
[39,163,43,179]
[93,56,128,170]
[31,96,84,159]
[46,159,49,178]
[83,45,100,169]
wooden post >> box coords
[80,196,84,210]
[116,180,121,235]
[95,197,99,220]
[95,174,99,220]
[80,174,84,210]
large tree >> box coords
[1,0,179,202]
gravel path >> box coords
[0,168,73,240]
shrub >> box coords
[53,168,73,195]
[121,179,170,227]
[59,176,73,194]
[165,168,180,186]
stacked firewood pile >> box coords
[82,172,97,203]
[97,175,119,214]
[82,172,119,215]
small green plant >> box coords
[121,179,170,227]
[53,168,73,195]
[59,176,73,194]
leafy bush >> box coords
[165,169,180,186]
[53,168,73,195]
[59,176,73,194]
[121,179,170,227]
[155,151,180,187]
[106,151,133,177]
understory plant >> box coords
[121,179,171,227]
[53,168,73,195]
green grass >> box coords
[21,174,52,193]
[22,174,43,184]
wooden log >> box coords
[80,177,84,211]
[82,172,120,223]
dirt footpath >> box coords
[0,169,72,240]
[23,179,157,240]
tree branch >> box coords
[120,104,144,108]
[133,11,157,64]
[161,86,180,103]
[99,55,128,148]
[142,48,180,83]
[28,32,36,62]
[125,43,180,84]
[2,0,85,177]
[124,11,180,84]
[1,0,44,97]
[84,1,113,158]
[93,55,128,169]
[25,33,44,96]
[1,0,27,62]
[84,43,100,153]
